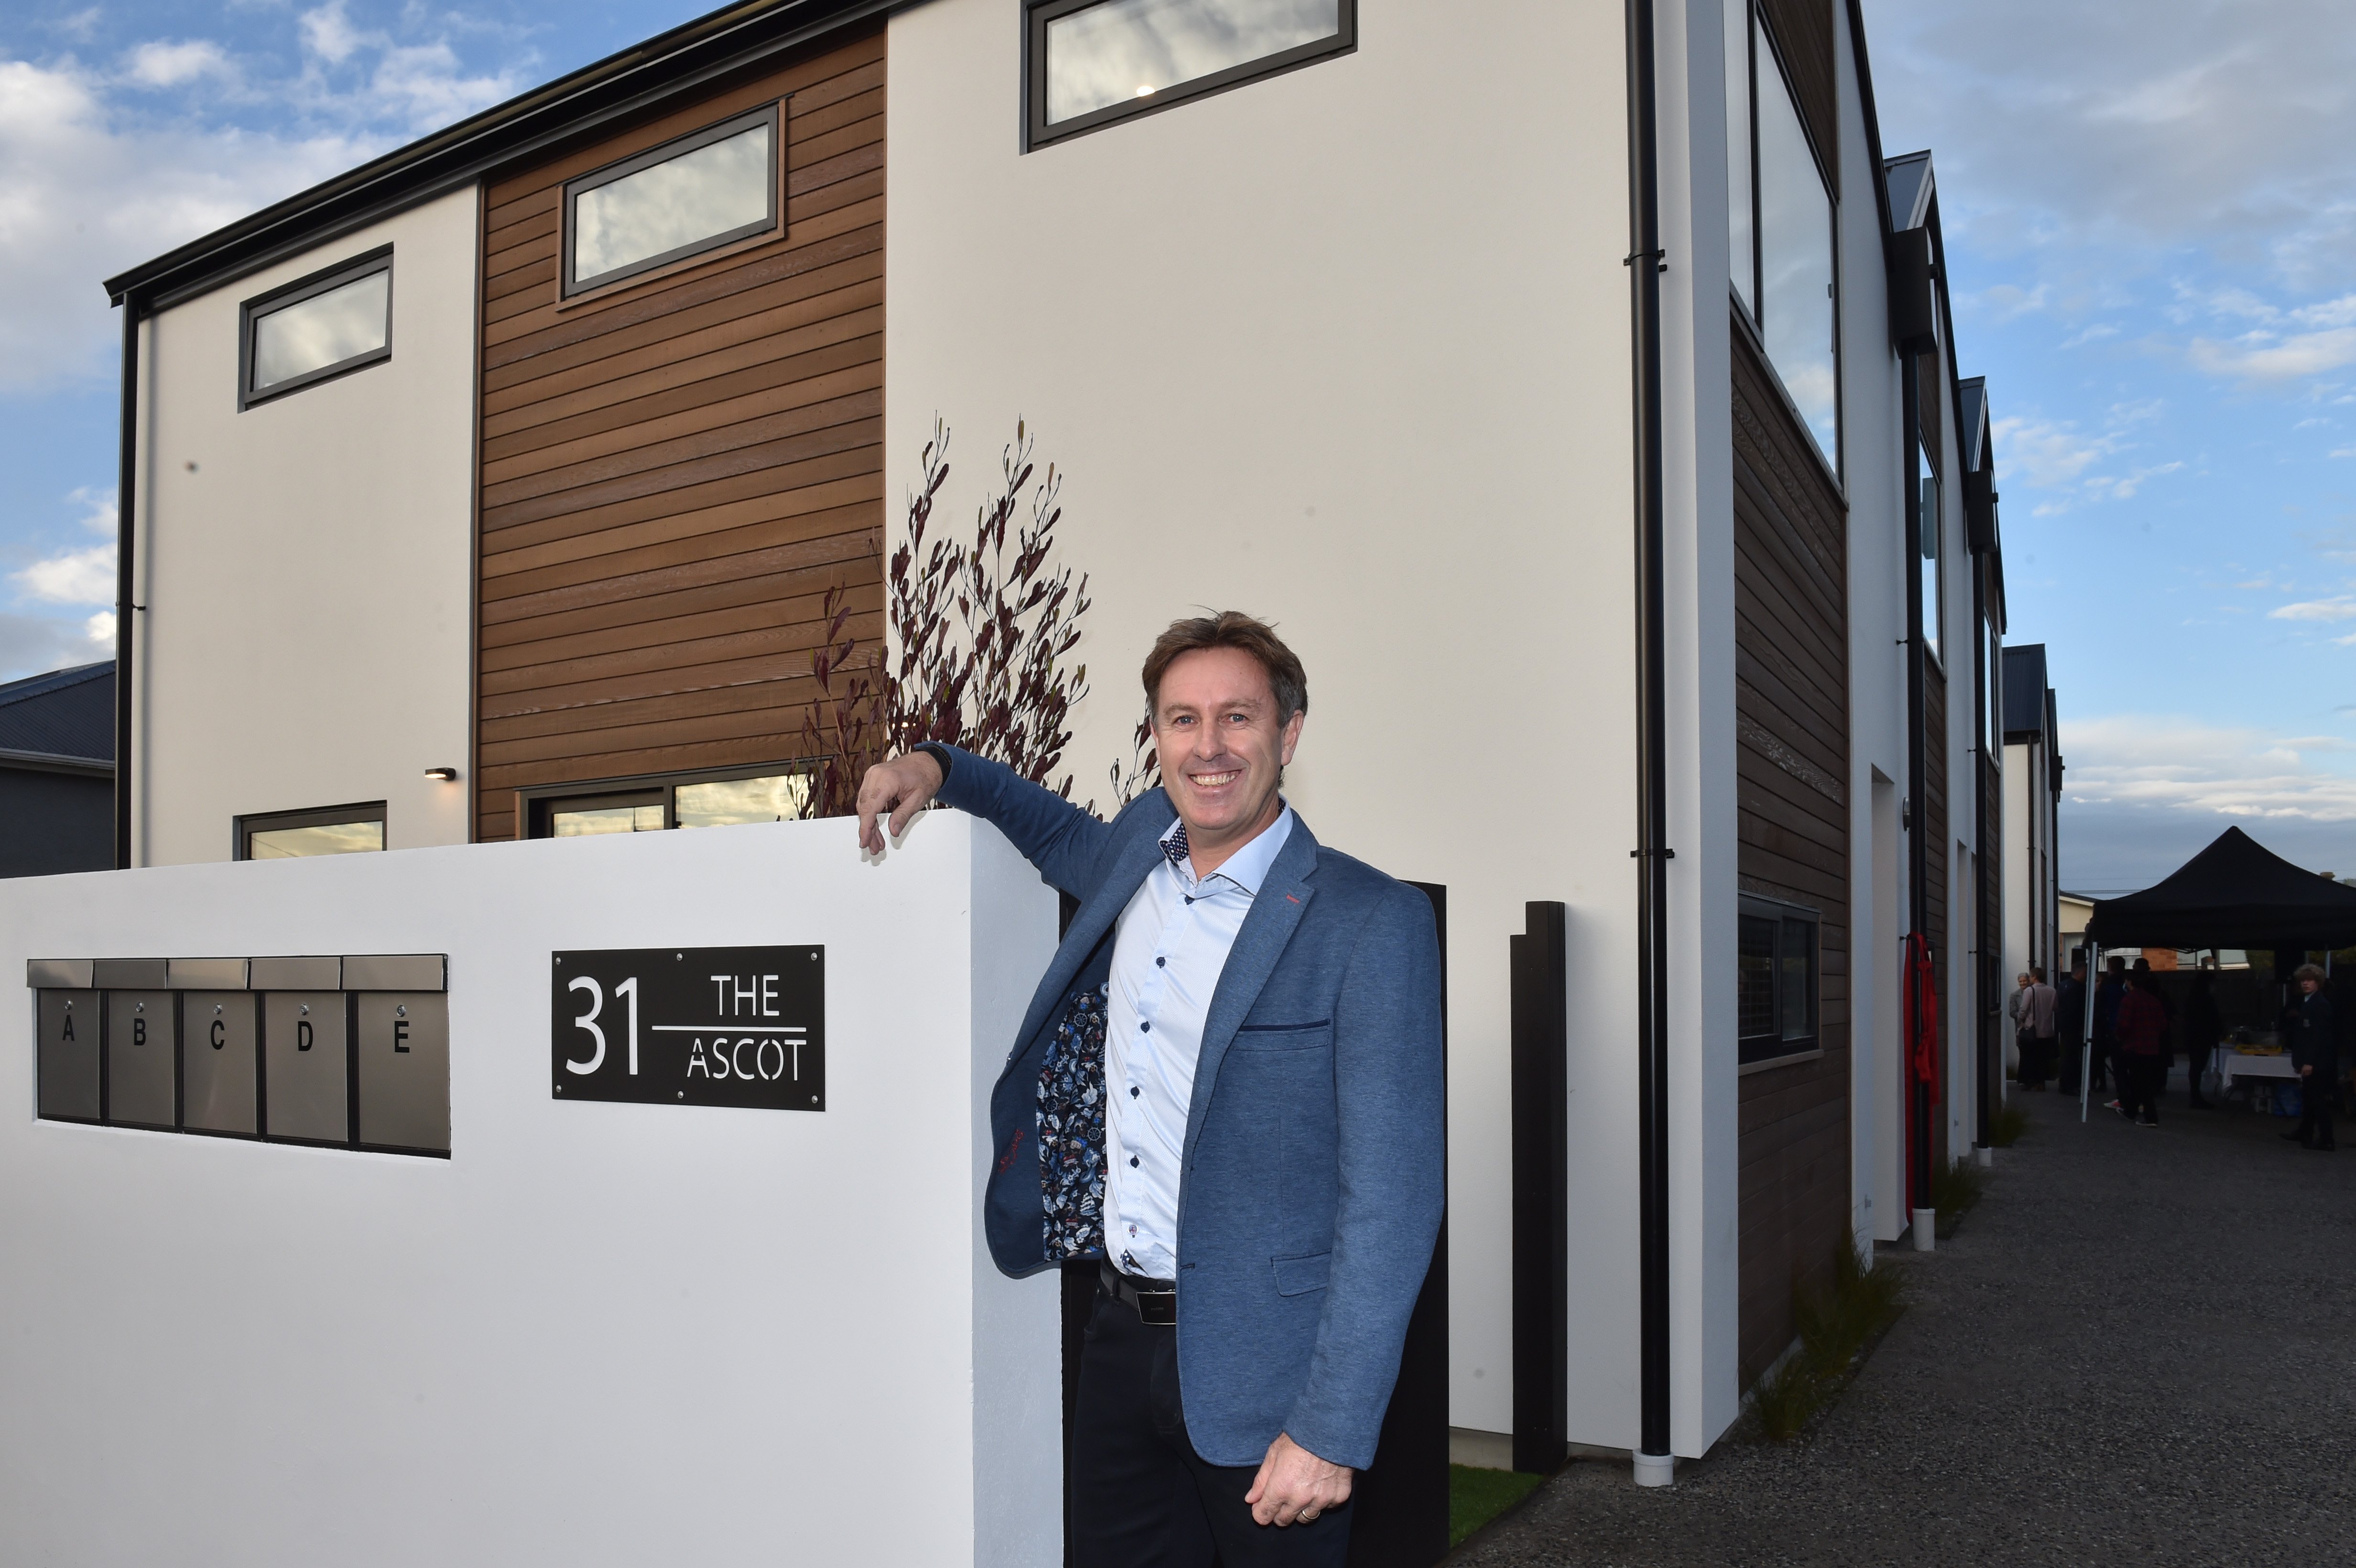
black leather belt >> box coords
[1101,1261,1178,1326]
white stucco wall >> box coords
[132,187,479,865]
[1832,0,1911,1247]
[0,814,1061,1566]
[886,0,1652,1445]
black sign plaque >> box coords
[551,946,824,1111]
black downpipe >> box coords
[1902,360,1931,1215]
[113,300,139,870]
[1624,0,1673,1470]
[1972,554,1993,1153]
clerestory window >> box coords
[1027,0,1355,148]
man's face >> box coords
[2018,974,2030,989]
[1152,646,1303,847]
[2302,977,2323,995]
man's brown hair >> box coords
[1142,611,1309,724]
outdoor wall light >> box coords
[424,767,459,782]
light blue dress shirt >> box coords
[1102,805,1296,1281]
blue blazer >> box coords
[935,746,1444,1470]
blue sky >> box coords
[2,0,2351,893]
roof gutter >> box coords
[1624,0,1674,1487]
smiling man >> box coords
[856,611,1443,1567]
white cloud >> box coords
[66,486,116,534]
[15,542,117,607]
[2065,714,2356,822]
[1994,414,2116,488]
[2270,598,2356,622]
[2190,326,2356,381]
[0,56,372,388]
[0,611,114,684]
[124,40,234,89]
[299,1,367,65]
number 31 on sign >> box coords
[550,946,825,1111]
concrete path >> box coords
[1450,1071,2356,1566]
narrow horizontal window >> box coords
[238,803,387,860]
[521,763,819,838]
[565,106,779,295]
[675,772,813,828]
[1029,0,1354,147]
[239,250,392,408]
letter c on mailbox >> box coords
[210,1019,226,1050]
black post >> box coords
[1510,901,1568,1476]
[1344,882,1451,1568]
[1624,0,1674,1477]
[113,298,139,870]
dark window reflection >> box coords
[1047,0,1341,124]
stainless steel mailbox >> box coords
[184,992,259,1136]
[36,991,100,1121]
[262,992,348,1144]
[356,993,448,1153]
[105,991,177,1129]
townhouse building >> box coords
[98,0,2010,1476]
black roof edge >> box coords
[104,0,893,312]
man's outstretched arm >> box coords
[856,745,1114,896]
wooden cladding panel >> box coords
[474,26,885,841]
[1758,0,1837,194]
[1731,324,1853,1388]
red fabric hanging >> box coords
[1906,931,1941,1107]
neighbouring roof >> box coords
[0,661,114,765]
[2087,827,2356,951]
[104,0,884,311]
[2001,644,2048,743]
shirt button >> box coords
[1140,1021,1150,1033]
[1184,896,1194,905]
[1130,1156,1139,1167]
[1130,1086,1140,1097]
[1156,957,1167,967]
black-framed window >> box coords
[236,802,387,860]
[1025,0,1355,149]
[1724,1,1840,473]
[563,105,780,296]
[239,248,392,409]
[1919,436,1943,667]
[1738,894,1819,1067]
[520,762,816,839]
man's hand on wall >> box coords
[854,751,945,854]
[1244,1432,1353,1527]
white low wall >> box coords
[0,813,1061,1567]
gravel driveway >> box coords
[1448,1073,2356,1566]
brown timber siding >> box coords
[1731,322,1852,1388]
[1758,0,1836,191]
[473,26,885,840]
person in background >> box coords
[2285,962,2336,1152]
[2091,955,2127,1101]
[2026,967,2059,1088]
[2113,968,2170,1127]
[2008,972,2037,1086]
[2057,960,2087,1095]
[2183,959,2221,1110]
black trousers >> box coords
[2296,1073,2336,1147]
[2057,1034,2083,1093]
[1069,1285,1352,1568]
[2118,1054,2164,1121]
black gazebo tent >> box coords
[2073,827,2356,1120]
[2085,826,2356,952]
